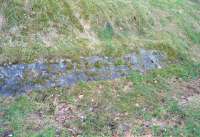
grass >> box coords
[0,0,200,136]
[0,61,200,136]
[0,0,199,64]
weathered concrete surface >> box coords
[0,49,166,96]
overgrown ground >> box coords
[0,0,200,136]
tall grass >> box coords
[0,0,199,64]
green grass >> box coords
[0,0,199,64]
[1,61,200,136]
[0,0,200,136]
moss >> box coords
[93,61,103,68]
[114,59,126,66]
[149,42,178,60]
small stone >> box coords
[78,94,84,99]
[2,130,13,137]
[124,112,129,116]
[158,65,162,69]
[154,80,158,84]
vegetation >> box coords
[0,0,200,136]
[0,0,199,64]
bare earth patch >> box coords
[41,28,60,48]
[53,96,84,136]
[171,78,200,106]
[24,112,45,131]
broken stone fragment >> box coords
[0,49,166,96]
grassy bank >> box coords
[0,0,199,64]
[0,0,200,136]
